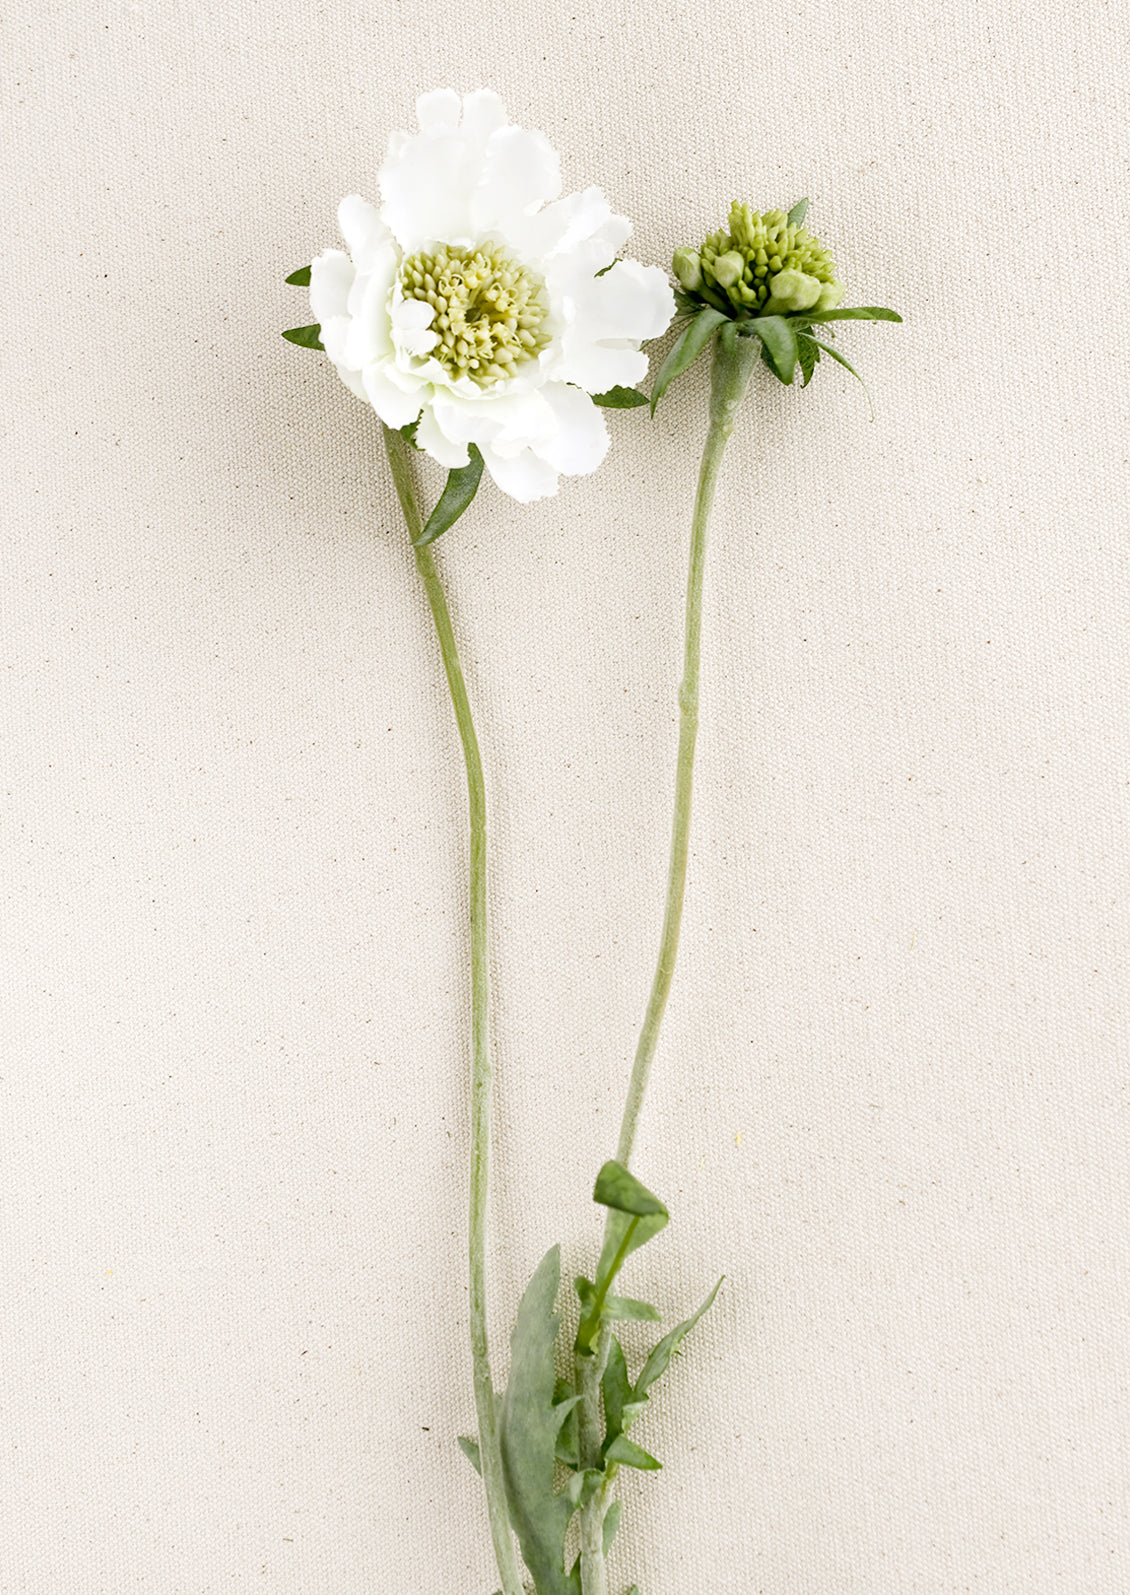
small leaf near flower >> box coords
[741,314,798,385]
[416,446,485,547]
[282,323,324,350]
[284,265,312,286]
[649,306,729,414]
[798,305,903,325]
[801,336,876,419]
[591,386,649,408]
[787,197,809,228]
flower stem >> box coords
[615,328,760,1171]
[576,327,759,1595]
[381,425,524,1595]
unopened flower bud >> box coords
[815,281,844,312]
[672,246,703,293]
[712,250,745,289]
[764,269,822,314]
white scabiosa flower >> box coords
[309,89,675,503]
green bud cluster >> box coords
[673,202,844,318]
[399,244,550,386]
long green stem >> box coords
[381,426,524,1595]
[577,330,759,1595]
[615,329,760,1170]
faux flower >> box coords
[308,89,674,502]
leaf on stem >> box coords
[593,1161,667,1219]
[498,1247,582,1595]
[633,1277,723,1402]
[798,305,902,324]
[602,1500,622,1557]
[415,445,485,547]
[457,1434,482,1476]
[604,1434,662,1471]
[591,386,649,408]
[284,265,312,286]
[281,323,324,350]
[649,306,728,414]
[803,336,876,418]
[797,333,821,388]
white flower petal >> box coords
[509,187,630,276]
[415,405,471,468]
[534,384,610,475]
[459,90,510,143]
[552,335,649,396]
[415,89,462,136]
[573,259,675,343]
[479,444,560,502]
[337,195,393,271]
[379,132,476,252]
[310,249,354,325]
[360,363,424,430]
[389,295,438,358]
[471,126,562,234]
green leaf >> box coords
[457,1435,482,1476]
[604,1434,662,1471]
[798,305,902,325]
[553,1377,579,1467]
[649,306,729,414]
[564,1468,604,1511]
[634,1278,723,1402]
[787,198,809,228]
[415,445,485,547]
[593,1162,667,1219]
[285,265,312,287]
[601,1336,632,1446]
[741,314,797,385]
[602,1501,622,1557]
[398,417,420,446]
[804,336,875,418]
[797,333,820,388]
[590,386,649,408]
[498,1247,582,1595]
[281,323,324,351]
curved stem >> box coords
[382,426,524,1595]
[577,329,759,1595]
[615,330,759,1170]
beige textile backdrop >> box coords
[3,1,1128,1591]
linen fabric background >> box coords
[3,1,1127,1591]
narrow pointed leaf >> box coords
[804,336,875,419]
[743,315,797,384]
[799,305,902,325]
[600,1293,661,1323]
[285,265,312,287]
[498,1247,582,1595]
[649,306,728,413]
[457,1435,482,1476]
[797,333,820,388]
[282,323,324,350]
[634,1278,723,1401]
[591,386,649,408]
[415,444,484,547]
[605,1433,662,1471]
[601,1336,632,1447]
[787,198,809,228]
[602,1501,622,1557]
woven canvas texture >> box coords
[3,0,1127,1590]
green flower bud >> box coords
[815,281,844,312]
[764,268,822,314]
[672,246,703,293]
[712,250,745,289]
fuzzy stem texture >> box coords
[382,426,524,1595]
[577,331,759,1595]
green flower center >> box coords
[398,244,550,386]
[695,203,841,315]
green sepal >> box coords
[590,386,649,409]
[498,1247,582,1595]
[604,1434,662,1471]
[649,306,728,414]
[398,417,420,447]
[797,333,820,388]
[740,314,797,385]
[602,1501,622,1557]
[457,1434,482,1476]
[803,336,875,418]
[634,1277,723,1402]
[282,323,324,351]
[415,444,485,547]
[787,198,809,228]
[285,265,312,287]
